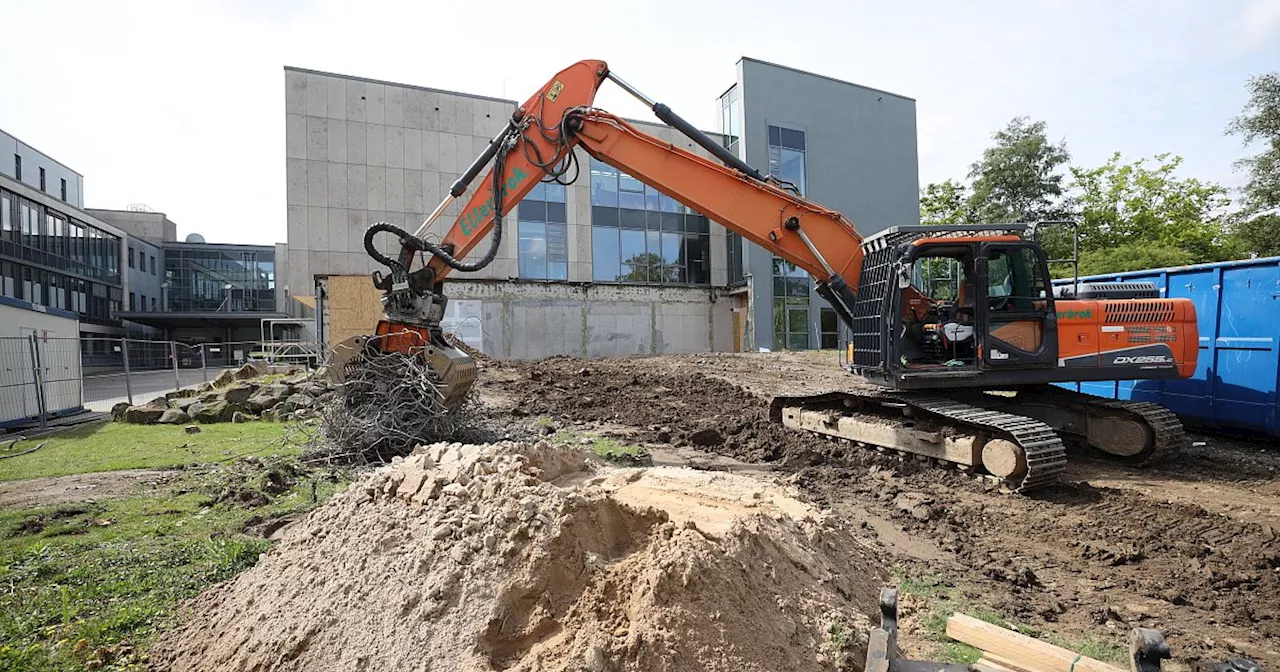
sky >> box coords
[0,0,1277,245]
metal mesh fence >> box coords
[1,336,320,429]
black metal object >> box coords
[1130,628,1172,672]
[648,102,768,182]
[1054,282,1159,300]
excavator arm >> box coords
[366,59,864,331]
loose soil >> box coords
[482,351,1280,668]
[0,469,174,508]
[152,441,886,671]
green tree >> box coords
[618,252,679,283]
[967,117,1072,224]
[919,179,971,225]
[1076,243,1196,276]
[1226,72,1280,214]
[1069,152,1232,270]
[1229,213,1280,257]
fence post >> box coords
[121,338,134,405]
[27,334,48,430]
[170,340,180,393]
[201,344,208,382]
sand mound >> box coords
[151,442,886,671]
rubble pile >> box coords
[112,361,334,425]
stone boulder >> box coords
[193,400,245,424]
[212,368,236,387]
[260,408,278,422]
[124,402,168,425]
[158,409,192,425]
[281,372,310,387]
[231,411,250,423]
[222,382,259,406]
[245,384,291,412]
[110,402,131,420]
[279,393,315,414]
[171,397,200,412]
[298,382,329,398]
[165,388,199,400]
[234,361,269,380]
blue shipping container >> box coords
[1054,256,1280,438]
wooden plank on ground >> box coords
[946,613,1125,672]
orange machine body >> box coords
[1055,298,1199,378]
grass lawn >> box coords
[0,420,348,670]
[0,421,295,482]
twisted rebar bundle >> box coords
[301,350,481,466]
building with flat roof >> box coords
[283,57,918,357]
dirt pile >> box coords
[151,441,886,671]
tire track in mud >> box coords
[485,356,1280,666]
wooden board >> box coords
[946,613,1125,672]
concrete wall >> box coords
[87,209,178,244]
[0,128,84,209]
[735,57,919,350]
[321,275,732,360]
[125,236,163,310]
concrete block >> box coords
[385,86,404,127]
[346,209,369,253]
[385,168,404,214]
[569,223,589,265]
[286,158,307,206]
[453,98,474,136]
[423,91,441,131]
[569,262,590,283]
[347,165,368,210]
[438,134,457,174]
[328,247,352,274]
[404,170,424,213]
[326,77,345,120]
[310,251,331,277]
[366,83,385,124]
[472,103,491,139]
[287,205,308,251]
[365,124,385,167]
[404,89,425,129]
[327,164,348,208]
[327,208,349,257]
[422,132,440,172]
[291,255,311,292]
[285,70,307,114]
[306,160,328,207]
[305,72,327,117]
[286,114,306,159]
[346,122,367,165]
[326,119,348,163]
[367,166,386,211]
[306,206,329,251]
[385,126,404,168]
[306,116,327,161]
[344,80,366,122]
[422,170,441,207]
[403,128,422,170]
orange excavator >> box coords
[345,60,1197,491]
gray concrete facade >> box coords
[726,57,919,351]
[87,208,179,245]
[0,128,84,209]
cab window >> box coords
[987,247,1048,311]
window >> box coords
[39,167,46,192]
[129,292,136,311]
[719,86,742,157]
[1,261,15,298]
[773,258,810,350]
[128,246,135,268]
[987,246,1048,311]
[516,180,568,280]
[165,246,276,312]
[150,255,156,275]
[767,125,806,195]
[588,158,710,284]
[60,178,67,201]
[1,194,9,236]
[150,296,157,311]
[820,308,840,350]
[726,232,744,284]
[14,155,20,181]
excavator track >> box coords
[770,389,1068,492]
[1000,386,1187,466]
